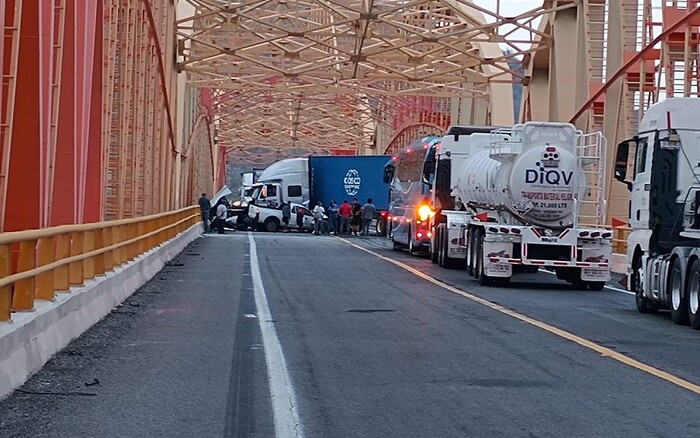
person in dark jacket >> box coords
[199,193,211,232]
[282,202,291,232]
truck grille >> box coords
[526,244,571,261]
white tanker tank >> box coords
[452,123,587,228]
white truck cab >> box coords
[615,98,700,328]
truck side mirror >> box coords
[383,162,395,184]
[614,139,635,191]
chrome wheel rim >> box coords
[671,267,682,310]
[691,271,700,314]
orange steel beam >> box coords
[52,0,75,225]
[570,6,700,125]
[84,0,103,223]
[5,0,41,232]
[140,0,177,156]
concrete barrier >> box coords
[0,224,201,401]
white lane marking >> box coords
[248,233,303,438]
[540,269,634,295]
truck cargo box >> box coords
[309,155,390,211]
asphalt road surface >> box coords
[1,232,700,438]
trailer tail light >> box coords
[416,231,424,239]
[602,232,612,238]
[427,231,433,238]
[579,231,589,237]
[510,228,521,234]
[488,227,498,233]
[500,227,510,234]
[590,232,600,238]
[380,211,387,217]
[387,215,393,221]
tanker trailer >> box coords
[435,122,612,289]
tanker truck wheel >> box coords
[466,228,475,276]
[474,231,493,286]
[687,260,700,329]
[430,227,439,264]
[408,231,417,256]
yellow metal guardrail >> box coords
[0,206,200,322]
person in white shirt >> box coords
[312,201,325,236]
[216,201,227,234]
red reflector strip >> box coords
[531,261,546,265]
[559,229,570,239]
[553,262,568,266]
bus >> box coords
[383,126,497,256]
[383,137,441,254]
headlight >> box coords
[417,204,435,221]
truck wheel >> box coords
[376,218,386,237]
[475,231,492,286]
[669,257,689,325]
[430,230,439,264]
[632,254,657,313]
[264,217,280,232]
[437,228,445,267]
[466,228,475,276]
[687,260,700,329]
[408,233,417,256]
[392,239,401,251]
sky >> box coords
[473,0,547,50]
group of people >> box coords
[198,193,228,234]
[310,198,376,236]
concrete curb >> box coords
[0,224,201,401]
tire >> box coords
[466,228,475,276]
[408,235,417,256]
[632,253,658,314]
[430,231,439,264]
[392,239,401,251]
[437,228,444,267]
[669,257,688,325]
[264,217,280,232]
[474,231,491,286]
[687,260,700,330]
[376,218,386,237]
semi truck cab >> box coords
[614,98,700,328]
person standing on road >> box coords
[328,200,339,236]
[312,201,325,236]
[281,201,291,232]
[339,200,352,235]
[361,198,376,236]
[199,193,211,232]
[296,205,305,231]
[351,198,362,236]
[216,199,227,234]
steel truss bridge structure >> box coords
[0,0,698,230]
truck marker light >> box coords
[602,232,612,238]
[590,232,600,238]
[579,231,589,237]
[488,227,498,233]
[500,227,510,234]
[511,228,521,234]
